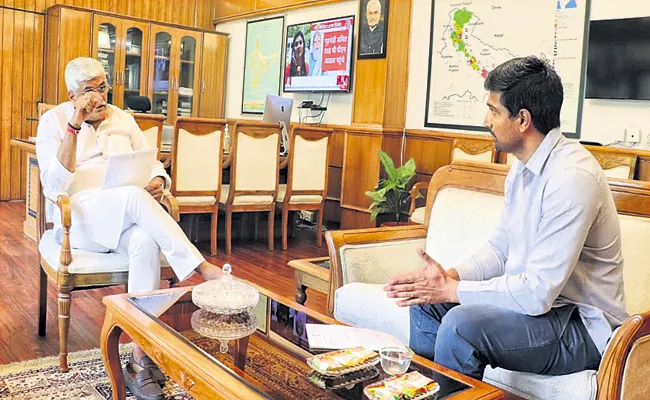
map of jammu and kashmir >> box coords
[426,0,587,135]
[243,18,283,113]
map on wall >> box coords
[425,0,590,137]
[242,16,284,114]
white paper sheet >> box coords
[306,324,407,351]
[101,148,157,190]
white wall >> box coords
[216,1,358,125]
[405,0,650,146]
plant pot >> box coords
[379,221,406,228]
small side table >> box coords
[287,256,330,305]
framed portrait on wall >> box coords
[357,0,389,59]
[242,16,285,114]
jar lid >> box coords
[192,264,260,314]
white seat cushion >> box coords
[39,230,129,274]
[176,195,217,206]
[334,282,410,345]
[39,230,170,274]
[410,207,425,224]
[219,184,274,205]
[483,367,597,400]
[276,184,322,204]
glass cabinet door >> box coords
[152,31,172,120]
[177,35,197,118]
[96,22,117,105]
[123,26,145,108]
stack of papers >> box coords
[306,324,406,351]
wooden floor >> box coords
[0,202,330,366]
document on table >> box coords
[306,324,406,351]
[101,148,157,190]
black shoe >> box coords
[130,354,167,386]
[123,362,164,400]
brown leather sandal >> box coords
[130,354,167,386]
[123,361,164,400]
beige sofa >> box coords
[325,161,650,400]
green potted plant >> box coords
[365,150,420,226]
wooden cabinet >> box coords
[199,32,228,118]
[44,5,227,120]
[92,15,149,109]
[149,25,203,124]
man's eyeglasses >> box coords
[83,84,110,94]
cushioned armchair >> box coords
[38,189,179,372]
[325,161,650,400]
[133,113,165,160]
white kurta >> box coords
[36,102,202,284]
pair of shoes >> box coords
[123,362,164,400]
[129,354,167,386]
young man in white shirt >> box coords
[37,57,223,399]
[384,56,627,380]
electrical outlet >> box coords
[626,128,642,143]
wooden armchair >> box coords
[326,162,650,400]
[133,113,165,160]
[586,146,638,180]
[170,117,226,255]
[218,121,282,254]
[277,126,333,250]
[37,188,179,372]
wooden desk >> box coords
[10,138,39,241]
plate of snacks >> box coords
[306,346,380,376]
[364,371,440,400]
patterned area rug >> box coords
[0,334,338,400]
[0,344,191,400]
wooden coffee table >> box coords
[287,256,330,304]
[101,284,503,400]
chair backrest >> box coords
[424,162,508,267]
[133,113,165,159]
[38,103,55,119]
[171,117,226,197]
[227,121,281,202]
[284,126,333,203]
[451,138,497,163]
[587,146,637,180]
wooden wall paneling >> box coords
[326,166,342,201]
[212,0,255,22]
[339,128,383,229]
[404,130,454,176]
[212,0,344,24]
[43,5,59,104]
[635,157,650,181]
[383,0,413,128]
[19,11,35,199]
[351,59,387,125]
[1,8,14,199]
[10,9,25,200]
[32,10,44,139]
[324,199,341,224]
[328,129,345,167]
[381,130,403,172]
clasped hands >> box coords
[145,177,166,201]
[384,248,460,306]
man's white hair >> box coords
[64,57,106,92]
[367,0,381,11]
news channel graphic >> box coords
[283,16,354,93]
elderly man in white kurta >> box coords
[36,57,222,400]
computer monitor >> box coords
[262,94,293,154]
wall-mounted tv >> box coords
[283,16,355,93]
[586,17,650,100]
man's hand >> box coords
[70,92,106,127]
[383,248,460,307]
[145,177,165,201]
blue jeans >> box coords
[409,303,601,380]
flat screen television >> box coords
[586,17,650,100]
[283,16,355,93]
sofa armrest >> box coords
[597,311,650,400]
[409,181,428,216]
[324,225,427,314]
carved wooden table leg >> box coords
[294,270,307,304]
[233,335,251,371]
[101,312,126,400]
